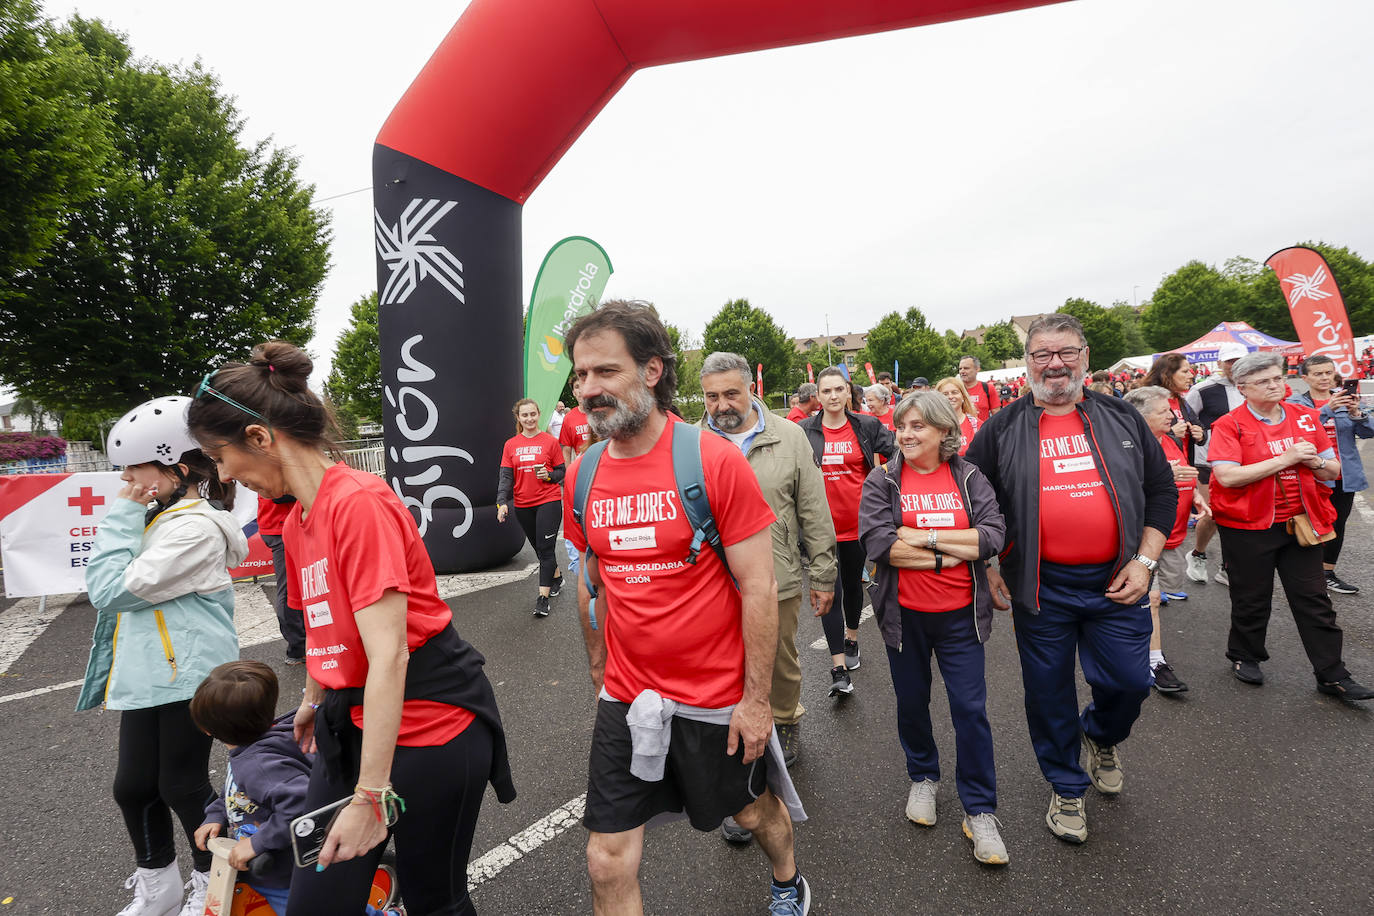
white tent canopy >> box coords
[1108,355,1154,374]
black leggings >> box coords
[1324,482,1356,566]
[514,500,561,589]
[114,700,216,871]
[821,539,867,655]
[286,719,493,916]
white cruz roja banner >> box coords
[0,472,271,599]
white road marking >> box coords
[1354,492,1373,523]
[810,605,874,651]
[467,793,586,891]
[0,594,79,675]
[0,679,83,704]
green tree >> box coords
[701,299,794,398]
[0,15,331,413]
[0,1,109,302]
[1108,301,1149,357]
[862,307,951,385]
[1139,261,1250,352]
[981,321,1022,364]
[1060,298,1127,369]
[324,292,381,424]
[788,342,829,392]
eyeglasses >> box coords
[1027,347,1085,366]
[1240,376,1285,389]
[193,372,270,424]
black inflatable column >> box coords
[372,147,527,572]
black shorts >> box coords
[1197,464,1211,484]
[584,699,768,834]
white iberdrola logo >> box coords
[375,199,465,305]
[1280,266,1333,304]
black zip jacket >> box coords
[963,389,1177,611]
[800,410,897,472]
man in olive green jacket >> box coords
[699,352,838,774]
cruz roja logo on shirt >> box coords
[822,440,853,466]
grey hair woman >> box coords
[857,391,1010,863]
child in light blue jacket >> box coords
[77,395,248,916]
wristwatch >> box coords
[1130,553,1159,571]
[1315,457,1327,470]
[927,530,938,549]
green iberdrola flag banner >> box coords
[523,236,614,427]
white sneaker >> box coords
[1185,551,1208,582]
[905,779,938,826]
[116,861,182,916]
[1214,568,1229,587]
[176,869,210,916]
[962,812,1009,865]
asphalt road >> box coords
[2,469,1372,915]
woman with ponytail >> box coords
[187,342,515,916]
[495,397,566,617]
[77,396,249,916]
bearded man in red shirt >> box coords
[563,301,810,916]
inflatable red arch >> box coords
[371,0,1063,572]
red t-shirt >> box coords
[1159,436,1195,549]
[897,463,973,612]
[500,431,564,507]
[256,495,293,536]
[820,422,868,541]
[1038,411,1120,565]
[562,418,775,708]
[873,409,896,432]
[967,380,1001,423]
[957,414,980,457]
[284,465,473,746]
[558,407,592,455]
[785,406,815,424]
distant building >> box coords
[792,332,868,370]
[0,402,34,433]
[960,313,1058,349]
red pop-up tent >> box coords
[371,0,1068,571]
[1168,321,1303,364]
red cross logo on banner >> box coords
[68,486,106,516]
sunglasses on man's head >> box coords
[193,372,270,424]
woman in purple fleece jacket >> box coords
[192,661,312,912]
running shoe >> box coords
[1231,659,1263,685]
[1082,734,1123,795]
[1045,792,1087,844]
[1326,572,1360,595]
[720,815,753,844]
[549,575,563,598]
[284,654,306,666]
[776,722,800,768]
[843,638,861,670]
[534,595,550,617]
[827,665,853,697]
[1214,567,1229,586]
[962,813,1009,865]
[115,861,181,916]
[1317,677,1374,701]
[1152,661,1188,694]
[768,874,810,916]
[1161,591,1188,602]
[905,779,938,826]
[176,871,210,916]
[1186,551,1208,582]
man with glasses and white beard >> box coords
[965,314,1177,846]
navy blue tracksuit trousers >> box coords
[1011,561,1152,798]
[885,604,997,814]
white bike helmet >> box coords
[108,396,200,467]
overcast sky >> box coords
[47,0,1374,367]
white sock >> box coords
[1150,650,1166,668]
